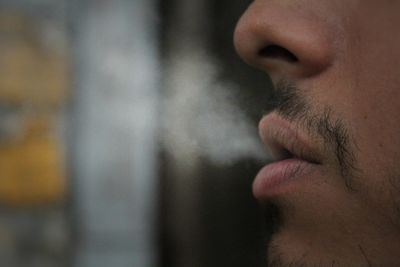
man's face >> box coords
[234,1,400,266]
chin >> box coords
[266,230,373,267]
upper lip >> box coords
[259,113,322,165]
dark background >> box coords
[160,0,273,266]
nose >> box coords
[234,1,336,82]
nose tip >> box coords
[234,1,335,81]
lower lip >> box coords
[253,158,317,198]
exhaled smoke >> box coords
[162,47,270,166]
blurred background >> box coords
[0,0,273,266]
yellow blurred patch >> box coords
[0,117,66,206]
[0,12,67,206]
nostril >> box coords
[259,45,299,63]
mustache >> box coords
[265,79,359,191]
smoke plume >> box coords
[162,47,270,166]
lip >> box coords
[253,113,322,198]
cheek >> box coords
[349,62,400,187]
[315,30,400,217]
[335,9,400,191]
[346,0,400,174]
[337,0,400,178]
[339,64,400,222]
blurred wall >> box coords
[0,1,274,266]
[0,1,70,266]
[68,0,160,267]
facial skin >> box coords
[234,1,400,266]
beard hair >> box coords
[265,78,359,191]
